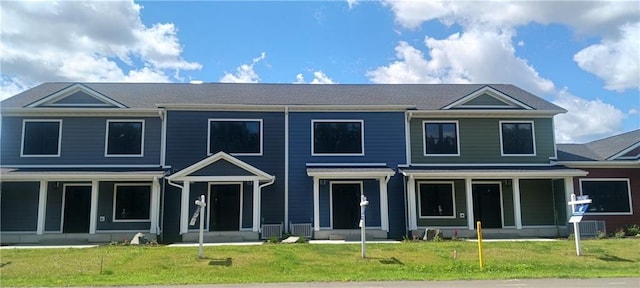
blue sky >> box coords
[1,1,638,143]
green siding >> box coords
[416,179,467,227]
[462,94,510,106]
[520,179,555,225]
[501,182,515,227]
[411,117,556,164]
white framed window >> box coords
[208,119,263,156]
[113,184,152,222]
[418,181,456,219]
[312,120,364,156]
[423,121,460,156]
[21,119,62,157]
[105,120,144,157]
[500,121,536,156]
[580,178,633,215]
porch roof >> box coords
[306,167,395,179]
[399,165,587,179]
[0,167,165,181]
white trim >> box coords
[284,107,289,233]
[306,162,387,167]
[406,163,556,167]
[405,112,412,165]
[513,178,522,229]
[609,142,640,160]
[313,177,320,231]
[60,183,92,234]
[104,119,145,157]
[90,180,98,234]
[465,178,474,230]
[25,83,126,108]
[0,171,164,181]
[150,178,160,233]
[180,182,190,234]
[207,118,263,156]
[471,181,505,228]
[1,108,160,117]
[20,119,62,157]
[112,183,153,222]
[380,176,390,232]
[311,119,365,156]
[558,161,639,168]
[401,169,587,179]
[3,164,163,169]
[579,178,633,215]
[442,86,535,110]
[417,181,457,219]
[407,176,418,230]
[329,181,363,229]
[564,177,575,221]
[253,180,260,232]
[157,103,414,112]
[422,120,460,157]
[160,109,167,167]
[36,180,47,235]
[167,151,274,182]
[407,110,561,118]
[306,169,395,179]
[499,120,537,156]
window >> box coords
[500,121,535,155]
[208,119,262,155]
[113,184,151,221]
[424,121,459,156]
[21,120,62,157]
[106,120,144,156]
[312,120,364,155]
[418,182,456,218]
[580,179,632,215]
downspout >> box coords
[405,111,412,166]
[284,106,289,233]
[259,176,276,230]
[402,172,409,238]
[159,108,167,168]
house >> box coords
[557,129,640,233]
[1,82,598,244]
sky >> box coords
[1,0,638,144]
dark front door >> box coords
[63,185,91,233]
[209,184,241,231]
[472,183,502,229]
[332,183,361,229]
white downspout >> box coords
[284,106,289,232]
[258,177,276,232]
[159,108,167,168]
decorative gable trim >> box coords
[442,85,533,110]
[25,83,126,108]
[608,142,640,160]
[166,151,274,182]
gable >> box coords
[167,151,274,181]
[443,86,532,110]
[190,159,255,176]
[25,83,126,108]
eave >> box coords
[0,108,161,117]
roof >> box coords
[557,129,640,161]
[399,165,587,178]
[0,82,564,112]
[0,167,165,180]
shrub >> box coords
[596,231,607,239]
[615,229,626,238]
[624,224,640,236]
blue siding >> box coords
[45,182,63,232]
[1,182,40,231]
[288,112,407,237]
[0,116,162,166]
[192,160,254,177]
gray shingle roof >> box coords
[1,82,564,111]
[557,129,640,161]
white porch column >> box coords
[564,177,575,220]
[150,178,160,234]
[180,182,190,234]
[513,178,522,229]
[313,177,320,231]
[253,180,260,232]
[465,178,474,230]
[407,176,417,231]
[36,180,47,235]
[379,176,389,232]
[89,180,99,234]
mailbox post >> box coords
[359,194,369,259]
[194,195,207,259]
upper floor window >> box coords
[500,121,535,156]
[113,184,151,221]
[418,181,456,218]
[208,119,262,155]
[21,120,62,157]
[106,120,144,157]
[424,121,459,156]
[580,179,632,215]
[312,120,364,156]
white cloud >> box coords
[294,71,335,84]
[219,53,266,83]
[346,0,358,9]
[0,0,201,100]
[553,89,626,143]
[574,22,640,92]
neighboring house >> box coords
[1,82,597,244]
[557,130,640,233]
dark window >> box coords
[107,121,143,155]
[419,183,455,217]
[501,122,534,155]
[209,120,261,154]
[313,121,363,155]
[425,122,458,155]
[22,121,61,156]
[114,185,151,220]
[581,180,631,213]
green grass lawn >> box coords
[1,239,639,286]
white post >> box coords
[513,178,522,230]
[89,180,99,235]
[570,194,582,256]
[465,178,474,230]
[313,177,320,232]
[37,180,47,235]
[360,194,369,259]
[568,193,591,256]
[195,195,206,259]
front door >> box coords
[472,183,502,229]
[209,183,241,231]
[63,185,91,233]
[332,183,361,229]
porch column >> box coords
[379,176,389,232]
[89,180,99,234]
[313,177,320,231]
[465,178,474,230]
[407,176,417,231]
[36,180,47,235]
[150,178,160,234]
[564,177,575,220]
[253,180,260,232]
[513,178,522,229]
[180,182,190,234]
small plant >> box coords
[295,236,306,243]
[567,233,575,240]
[432,234,442,242]
[266,236,279,244]
[624,224,640,236]
[596,231,607,239]
[615,229,626,238]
